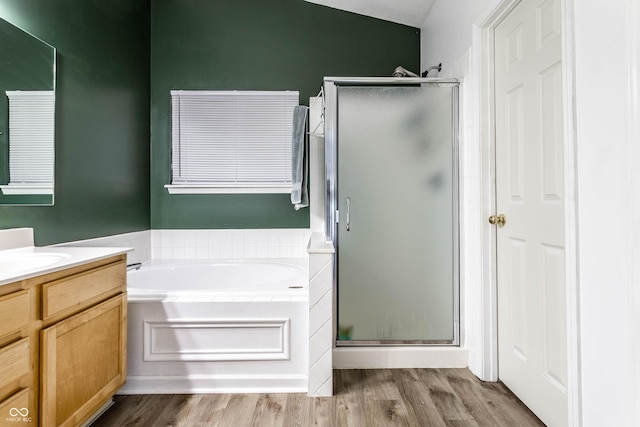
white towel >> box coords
[291,105,309,210]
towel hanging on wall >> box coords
[291,105,309,210]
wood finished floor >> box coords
[91,369,545,427]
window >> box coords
[0,90,55,195]
[166,90,299,194]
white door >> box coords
[494,0,568,426]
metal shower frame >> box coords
[323,77,461,346]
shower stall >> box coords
[324,77,460,346]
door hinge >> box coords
[335,209,339,223]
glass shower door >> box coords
[336,84,458,344]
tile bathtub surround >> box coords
[307,233,335,397]
[47,228,310,264]
[53,230,151,264]
[151,229,311,260]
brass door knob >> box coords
[489,214,506,226]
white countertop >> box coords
[0,246,132,286]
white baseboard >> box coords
[333,347,468,369]
[117,374,308,395]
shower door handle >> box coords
[345,197,351,231]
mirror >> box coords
[0,16,55,205]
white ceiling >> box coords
[304,0,435,28]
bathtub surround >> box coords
[51,228,311,266]
[151,229,311,261]
[122,259,309,395]
[48,229,310,264]
[307,234,335,396]
[50,227,335,398]
[53,230,152,265]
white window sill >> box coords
[0,184,53,195]
[165,184,292,194]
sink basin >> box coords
[0,252,71,275]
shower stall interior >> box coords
[324,77,460,346]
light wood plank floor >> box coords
[91,369,544,427]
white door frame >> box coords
[471,0,582,425]
[626,0,640,423]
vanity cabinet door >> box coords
[40,294,126,427]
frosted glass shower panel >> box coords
[337,85,457,343]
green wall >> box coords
[0,0,419,243]
[0,0,151,245]
[151,0,420,229]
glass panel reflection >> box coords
[0,16,55,205]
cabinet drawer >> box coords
[0,290,29,341]
[42,261,125,322]
[0,388,31,422]
[0,338,29,392]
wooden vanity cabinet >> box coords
[39,255,127,427]
[0,254,127,427]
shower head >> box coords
[392,66,419,78]
[421,63,442,77]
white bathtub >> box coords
[119,259,309,395]
[127,259,308,299]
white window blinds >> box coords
[1,91,55,195]
[168,90,299,194]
